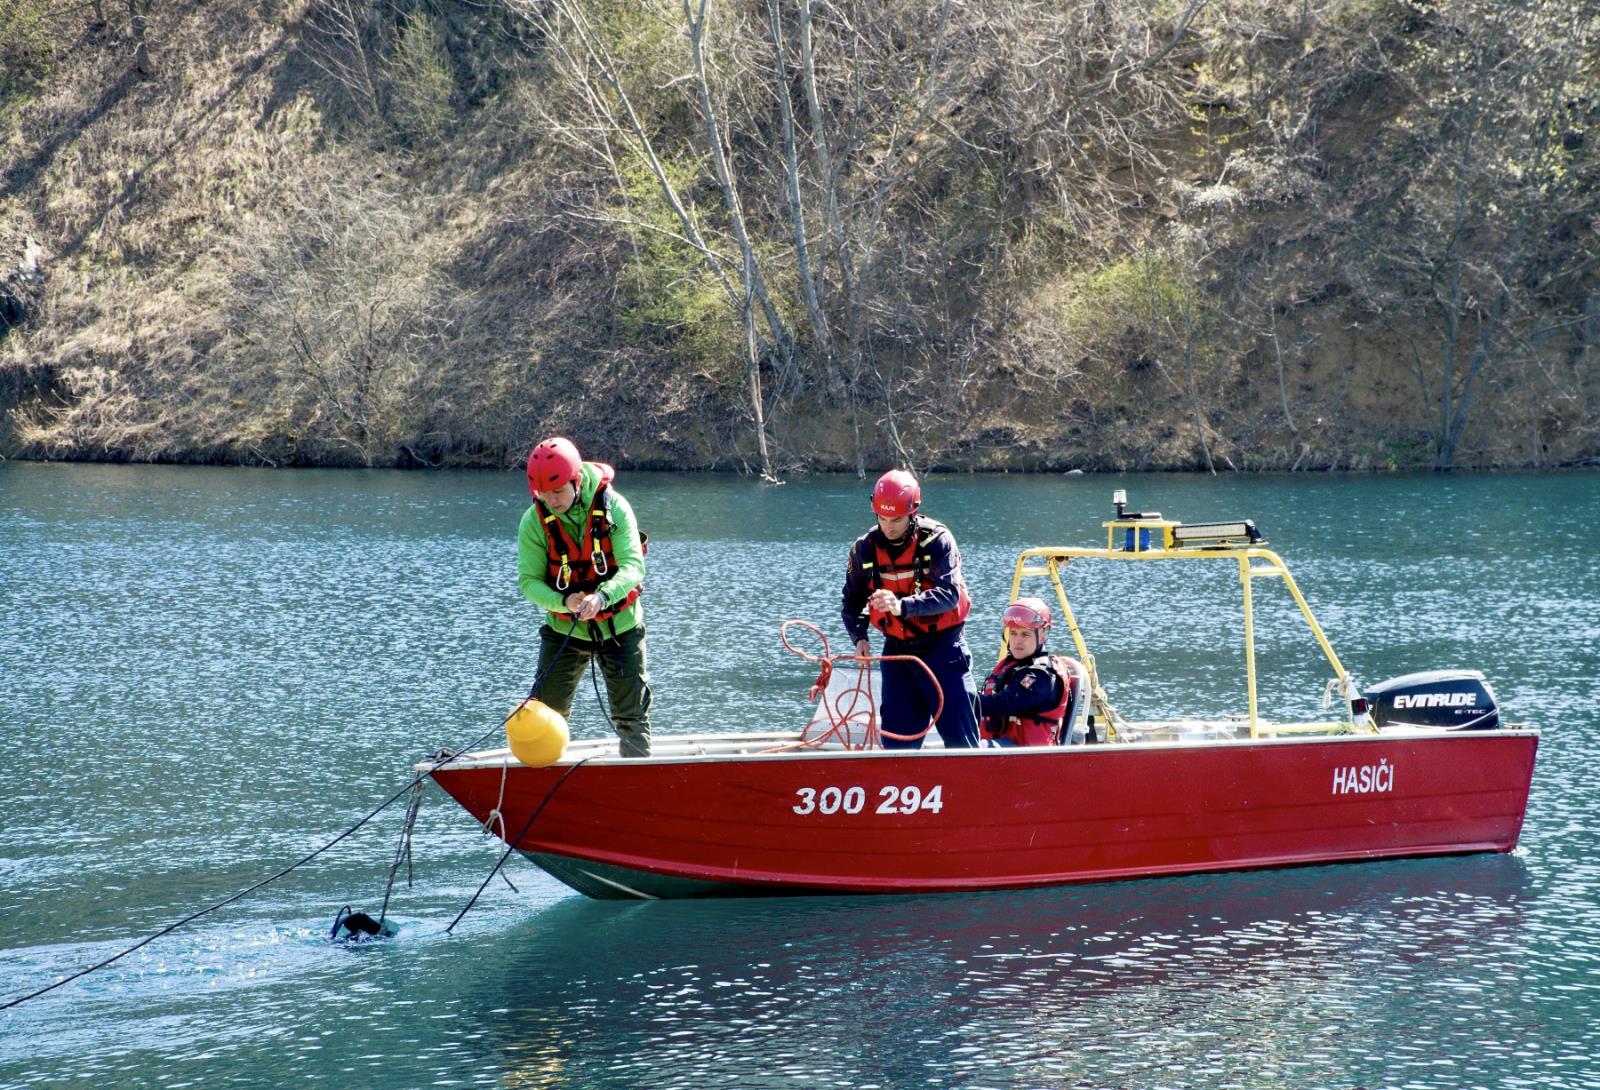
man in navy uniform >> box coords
[841,470,981,749]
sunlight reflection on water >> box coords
[3,465,1598,1089]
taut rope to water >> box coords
[1,628,581,1013]
[2,760,438,1012]
[444,755,596,934]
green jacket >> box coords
[517,461,645,637]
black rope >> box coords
[1,627,579,1012]
[581,611,635,735]
[587,651,618,734]
[444,755,595,933]
[1,767,426,1011]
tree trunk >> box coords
[1184,307,1216,475]
[744,270,774,480]
[683,0,794,385]
[767,0,835,385]
[797,0,865,470]
[1264,264,1296,433]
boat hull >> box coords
[428,730,1538,899]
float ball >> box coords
[506,699,569,767]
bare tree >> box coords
[765,0,832,378]
[508,0,1207,471]
[1343,0,1600,468]
[303,0,387,121]
[226,173,467,465]
[509,0,790,477]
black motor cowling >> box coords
[1363,669,1500,731]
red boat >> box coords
[427,493,1538,899]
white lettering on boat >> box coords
[1393,692,1477,709]
[877,784,943,814]
[1332,759,1395,795]
[792,785,944,815]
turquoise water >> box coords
[2,463,1598,1089]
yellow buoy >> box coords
[505,699,569,767]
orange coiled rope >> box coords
[779,620,943,749]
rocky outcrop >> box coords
[0,234,44,336]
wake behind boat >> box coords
[425,493,1538,900]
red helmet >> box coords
[1002,597,1052,632]
[871,469,921,517]
[527,437,582,496]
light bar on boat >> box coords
[1171,519,1261,545]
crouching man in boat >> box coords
[517,437,652,758]
[841,470,981,749]
[976,597,1070,747]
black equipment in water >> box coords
[330,905,393,941]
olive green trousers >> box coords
[532,623,653,758]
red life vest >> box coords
[859,518,971,642]
[535,467,643,624]
[979,654,1077,746]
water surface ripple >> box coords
[3,465,1597,1089]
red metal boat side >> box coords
[428,730,1538,897]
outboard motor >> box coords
[1363,669,1500,731]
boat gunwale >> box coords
[422,724,1540,773]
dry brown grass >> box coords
[1,0,1596,472]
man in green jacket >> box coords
[517,436,652,758]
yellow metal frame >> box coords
[1007,522,1364,740]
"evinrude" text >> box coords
[1393,692,1477,709]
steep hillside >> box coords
[2,0,1596,472]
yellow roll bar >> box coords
[1006,533,1360,740]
